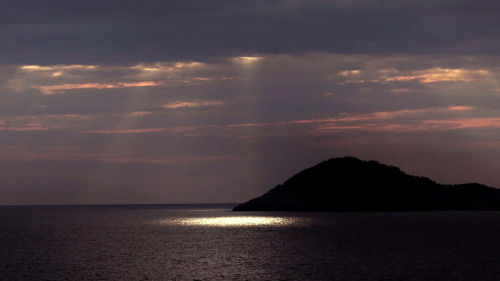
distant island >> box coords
[233,157,500,211]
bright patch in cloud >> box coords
[338,70,362,76]
[174,62,205,68]
[233,56,263,64]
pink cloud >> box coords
[0,124,60,131]
[0,114,92,132]
[313,117,500,133]
[163,100,224,109]
[226,106,475,129]
[0,148,244,165]
[83,126,203,134]
[83,128,168,134]
[422,118,500,130]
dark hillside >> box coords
[233,157,500,211]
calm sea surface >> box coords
[2,205,500,281]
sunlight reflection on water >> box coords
[166,216,296,227]
[6,207,500,280]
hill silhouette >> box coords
[233,157,500,211]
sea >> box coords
[1,204,500,281]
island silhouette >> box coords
[233,157,500,211]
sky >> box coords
[2,0,500,205]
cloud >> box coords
[16,62,214,96]
[225,106,477,133]
[21,65,98,71]
[0,147,239,165]
[1,0,500,64]
[382,68,492,84]
[4,53,500,129]
[38,81,161,94]
[0,114,95,132]
[337,67,493,85]
[337,70,362,77]
[130,62,205,74]
[83,128,168,134]
[163,101,224,109]
[0,125,57,132]
[422,117,500,130]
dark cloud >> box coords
[1,0,500,64]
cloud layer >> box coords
[2,0,500,64]
[2,1,500,205]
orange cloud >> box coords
[130,62,205,73]
[337,67,492,85]
[383,68,491,83]
[38,81,161,94]
[21,65,99,79]
[21,65,98,71]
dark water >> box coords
[2,205,500,280]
